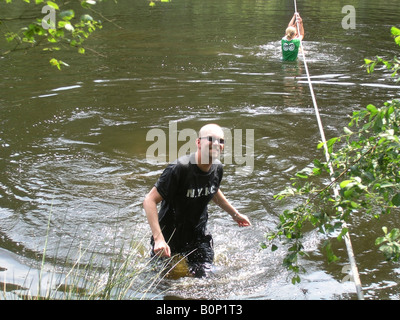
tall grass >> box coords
[0,211,188,300]
[1,240,167,300]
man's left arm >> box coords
[212,190,251,227]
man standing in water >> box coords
[143,123,251,277]
[282,12,305,61]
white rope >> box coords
[293,0,364,300]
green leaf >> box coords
[46,1,59,10]
[375,236,385,246]
[391,26,400,36]
[366,104,378,115]
[296,172,308,179]
[326,137,339,152]
[81,14,94,22]
[49,58,59,68]
[291,275,300,284]
[317,141,325,149]
[337,227,348,241]
[322,241,339,264]
[327,137,338,147]
[60,10,75,21]
[260,242,267,249]
[379,244,393,259]
[373,115,383,132]
[343,127,353,135]
[49,58,69,70]
[389,228,400,241]
[340,180,354,189]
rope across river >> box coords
[292,0,364,300]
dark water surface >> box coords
[1,0,400,299]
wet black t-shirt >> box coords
[154,153,223,252]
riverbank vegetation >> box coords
[265,27,400,284]
[0,0,172,69]
[1,230,173,299]
[0,0,107,69]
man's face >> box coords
[197,127,225,164]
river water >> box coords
[1,0,400,300]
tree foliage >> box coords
[1,0,172,68]
[0,0,105,69]
[265,27,400,284]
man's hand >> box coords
[212,190,252,227]
[153,238,171,257]
[232,212,251,227]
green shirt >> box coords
[281,37,301,61]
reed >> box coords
[0,211,180,300]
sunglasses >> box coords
[199,136,225,144]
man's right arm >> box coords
[143,187,171,257]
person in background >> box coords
[281,13,305,61]
[143,124,251,277]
